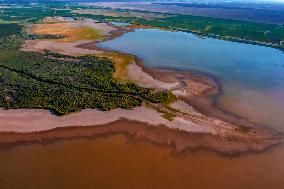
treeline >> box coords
[27,34,65,40]
[76,8,284,48]
[134,15,284,48]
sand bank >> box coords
[0,100,282,155]
[0,119,281,155]
[0,106,211,134]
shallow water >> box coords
[99,29,284,131]
[0,135,283,189]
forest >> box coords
[0,31,168,114]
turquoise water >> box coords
[99,29,284,131]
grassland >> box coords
[98,52,135,81]
[30,22,103,42]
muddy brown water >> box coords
[0,134,283,189]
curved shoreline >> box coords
[140,64,260,129]
[97,27,284,133]
[79,28,266,131]
[127,22,284,53]
[1,18,283,155]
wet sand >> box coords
[0,119,281,155]
[0,107,212,134]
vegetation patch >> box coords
[134,15,284,49]
[30,23,103,42]
[0,23,21,37]
[99,52,134,81]
[161,91,177,106]
[0,34,169,115]
[0,3,73,23]
[73,8,167,19]
[78,7,284,49]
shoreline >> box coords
[127,22,284,53]
[0,119,282,156]
[81,28,264,131]
[140,64,258,128]
[98,26,284,132]
[171,27,284,53]
[134,58,273,133]
[0,17,283,155]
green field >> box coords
[0,3,73,23]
